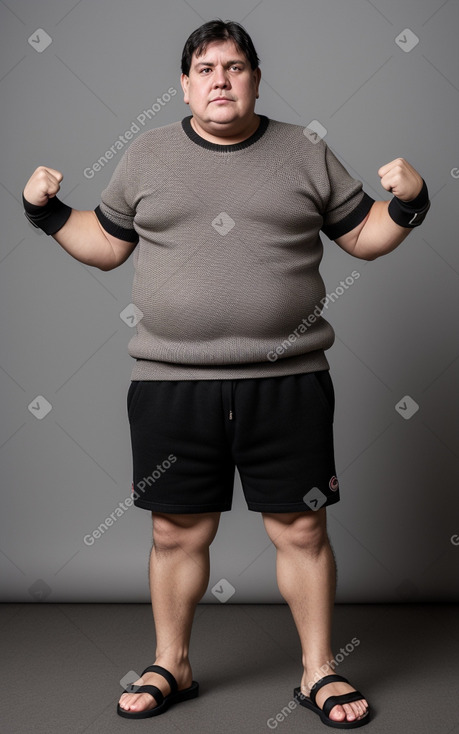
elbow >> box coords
[97,261,116,272]
[361,250,379,262]
[353,244,379,262]
[96,250,119,271]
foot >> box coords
[301,666,369,724]
[118,659,193,714]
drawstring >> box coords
[229,381,235,420]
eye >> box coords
[199,65,242,73]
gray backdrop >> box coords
[1,0,458,603]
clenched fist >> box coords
[378,158,423,202]
[23,166,63,206]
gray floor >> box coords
[1,603,458,734]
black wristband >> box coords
[22,192,72,235]
[388,179,430,228]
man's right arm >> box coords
[23,166,137,271]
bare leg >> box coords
[118,511,220,713]
[262,508,369,725]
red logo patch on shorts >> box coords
[329,475,339,492]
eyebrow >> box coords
[194,59,246,68]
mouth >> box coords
[211,97,233,102]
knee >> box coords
[264,510,328,555]
[152,512,220,553]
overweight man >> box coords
[23,19,430,729]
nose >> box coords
[213,65,230,89]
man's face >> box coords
[181,39,261,135]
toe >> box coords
[118,693,131,710]
[129,692,155,712]
[329,705,348,722]
[350,700,368,721]
[119,691,156,712]
[356,700,369,717]
[343,703,357,720]
[327,697,369,723]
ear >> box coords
[253,67,261,98]
[180,73,190,104]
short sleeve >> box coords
[320,143,374,240]
[94,149,139,243]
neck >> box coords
[190,114,260,145]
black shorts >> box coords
[127,371,340,514]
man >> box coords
[22,19,429,728]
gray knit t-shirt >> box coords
[94,115,374,381]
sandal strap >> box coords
[323,690,366,719]
[124,683,164,705]
[309,674,349,707]
[140,664,178,695]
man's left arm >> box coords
[334,158,430,261]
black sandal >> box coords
[117,663,199,719]
[293,674,371,729]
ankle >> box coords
[154,652,191,669]
[302,659,336,688]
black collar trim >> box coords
[181,114,269,152]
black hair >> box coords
[181,19,260,76]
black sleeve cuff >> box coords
[94,205,139,243]
[388,178,430,228]
[321,192,375,240]
[22,192,73,235]
[22,192,50,214]
[398,178,429,208]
